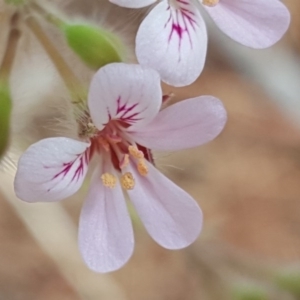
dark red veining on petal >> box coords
[114,96,143,124]
[165,0,198,55]
[71,150,90,182]
[44,147,91,192]
[52,150,90,181]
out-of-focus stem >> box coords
[30,2,65,29]
[0,13,21,158]
[0,13,21,83]
[25,15,84,103]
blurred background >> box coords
[1,0,300,299]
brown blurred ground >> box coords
[1,0,300,299]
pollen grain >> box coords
[137,159,148,176]
[128,145,144,159]
[121,172,135,190]
[101,173,117,188]
[202,0,219,6]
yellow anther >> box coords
[120,154,129,169]
[128,145,144,159]
[121,172,135,190]
[101,173,117,188]
[137,159,148,176]
[202,0,219,6]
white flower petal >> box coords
[14,137,90,202]
[204,0,290,48]
[109,0,156,8]
[136,0,207,87]
[88,63,162,131]
[129,96,227,151]
[79,169,134,273]
[126,161,202,249]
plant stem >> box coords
[30,2,65,29]
[25,14,84,102]
[0,13,21,83]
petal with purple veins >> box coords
[14,137,91,202]
[88,63,162,131]
[136,0,207,87]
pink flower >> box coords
[14,63,227,272]
[110,0,290,87]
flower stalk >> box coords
[29,2,65,29]
[25,14,85,105]
[0,13,21,157]
[0,13,21,83]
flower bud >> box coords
[63,24,124,69]
[0,83,11,158]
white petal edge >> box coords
[129,96,227,151]
[136,0,207,87]
[126,161,203,249]
[14,137,90,202]
[79,169,134,273]
[109,0,156,8]
[204,0,290,48]
[88,63,162,131]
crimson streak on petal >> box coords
[45,150,90,192]
[115,96,143,124]
[166,0,198,55]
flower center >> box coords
[202,0,219,7]
[88,120,151,190]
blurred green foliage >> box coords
[275,271,300,297]
[5,0,24,5]
[232,285,268,300]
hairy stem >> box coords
[30,2,65,29]
[25,14,84,102]
[0,13,21,83]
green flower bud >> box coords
[275,271,300,297]
[63,24,124,69]
[0,83,11,158]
